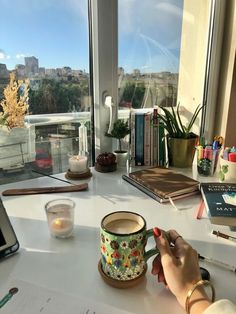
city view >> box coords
[0,55,178,113]
[0,0,182,183]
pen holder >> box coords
[219,156,236,182]
[197,147,221,176]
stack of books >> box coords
[129,109,166,167]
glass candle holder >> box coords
[68,154,88,173]
[45,199,75,238]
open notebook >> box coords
[122,167,200,203]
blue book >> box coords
[135,113,144,166]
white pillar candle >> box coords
[50,217,73,237]
[69,155,88,173]
[79,123,88,153]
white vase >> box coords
[114,151,128,167]
[0,125,36,169]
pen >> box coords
[0,287,18,309]
[198,254,236,273]
[212,230,236,244]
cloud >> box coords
[0,49,10,60]
[16,53,26,59]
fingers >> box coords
[153,227,172,258]
[168,230,185,246]
[151,254,162,275]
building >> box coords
[25,56,39,76]
[0,63,9,79]
[15,64,26,79]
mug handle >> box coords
[144,228,159,262]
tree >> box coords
[119,81,145,109]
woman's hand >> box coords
[152,228,212,313]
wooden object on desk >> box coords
[2,183,88,196]
[65,168,92,180]
[123,166,199,203]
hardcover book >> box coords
[122,167,199,203]
[135,113,144,166]
[200,183,236,226]
[144,112,151,166]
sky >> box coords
[0,0,183,73]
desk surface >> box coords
[0,167,235,314]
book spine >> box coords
[158,121,165,166]
[135,113,144,166]
[152,109,158,166]
[144,112,151,166]
[129,111,136,167]
[150,112,154,166]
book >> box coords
[122,167,200,203]
[152,109,158,166]
[158,121,165,166]
[129,110,136,167]
[144,112,151,166]
[200,183,236,226]
[135,113,144,166]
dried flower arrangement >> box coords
[0,73,29,129]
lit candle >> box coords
[69,155,88,173]
[50,217,73,237]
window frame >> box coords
[90,0,118,158]
[90,0,228,157]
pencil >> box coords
[195,199,205,219]
[212,230,236,244]
[198,254,236,273]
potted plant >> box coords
[105,119,130,167]
[0,73,36,170]
[157,103,204,167]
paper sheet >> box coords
[0,278,132,314]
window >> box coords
[117,0,225,139]
[0,0,91,183]
[118,0,183,110]
[0,0,233,184]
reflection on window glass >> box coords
[0,0,91,184]
[118,0,183,109]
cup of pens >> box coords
[196,145,221,176]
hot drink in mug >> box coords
[100,211,159,281]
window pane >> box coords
[118,1,212,136]
[118,0,183,109]
[0,0,91,184]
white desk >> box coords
[0,168,236,314]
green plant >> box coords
[106,119,130,152]
[157,103,204,139]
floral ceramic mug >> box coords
[100,211,159,281]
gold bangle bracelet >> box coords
[185,279,215,314]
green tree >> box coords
[120,81,145,109]
[29,78,89,114]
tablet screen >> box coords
[0,228,6,246]
[0,198,19,258]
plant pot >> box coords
[114,150,128,167]
[167,137,197,168]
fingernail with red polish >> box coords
[153,227,161,237]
